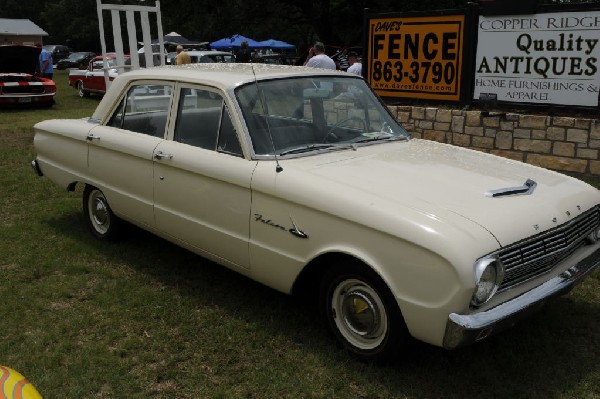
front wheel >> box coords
[83,185,121,240]
[320,260,408,363]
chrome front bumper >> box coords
[443,247,600,349]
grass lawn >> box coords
[0,70,598,398]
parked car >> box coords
[56,52,96,70]
[165,52,177,65]
[32,64,600,363]
[187,50,235,63]
[42,44,71,63]
[0,44,56,106]
[136,44,168,67]
[166,50,235,65]
[254,54,299,65]
[68,54,130,97]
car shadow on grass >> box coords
[46,211,599,398]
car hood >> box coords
[0,45,40,75]
[281,139,600,246]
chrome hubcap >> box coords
[341,290,380,337]
[89,191,110,234]
[332,279,387,350]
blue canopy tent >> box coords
[256,39,295,50]
[210,34,262,50]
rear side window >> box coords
[107,84,173,138]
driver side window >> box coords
[92,61,103,71]
[174,87,243,157]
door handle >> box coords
[154,151,173,160]
[86,133,100,141]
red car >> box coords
[0,44,56,106]
[69,54,130,97]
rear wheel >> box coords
[77,81,89,98]
[320,259,408,363]
[83,185,121,240]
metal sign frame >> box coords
[96,0,165,90]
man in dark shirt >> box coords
[236,41,252,63]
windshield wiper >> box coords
[279,143,338,156]
[353,134,408,144]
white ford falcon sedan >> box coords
[32,63,600,363]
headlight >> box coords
[471,256,504,307]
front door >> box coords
[86,59,108,92]
[153,85,254,269]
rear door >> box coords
[87,82,174,228]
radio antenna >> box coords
[251,64,283,173]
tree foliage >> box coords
[1,0,592,53]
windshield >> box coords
[68,53,87,60]
[235,76,408,156]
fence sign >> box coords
[366,14,466,101]
[474,11,600,107]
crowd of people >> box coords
[303,41,362,76]
[155,39,364,76]
[45,39,363,77]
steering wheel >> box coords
[323,116,367,143]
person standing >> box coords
[303,42,336,70]
[346,51,362,76]
[38,45,54,80]
[334,47,349,71]
[236,41,252,63]
[174,45,191,65]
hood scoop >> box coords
[485,179,537,198]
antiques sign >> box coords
[474,11,600,107]
[367,14,465,101]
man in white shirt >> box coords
[304,42,336,70]
[346,51,362,76]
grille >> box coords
[2,86,46,94]
[498,206,600,291]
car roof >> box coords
[91,54,130,61]
[94,63,350,120]
[121,63,345,86]
[68,52,94,56]
[43,44,67,49]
